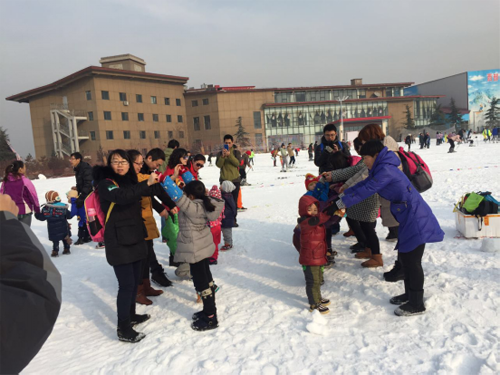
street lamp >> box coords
[336,95,349,141]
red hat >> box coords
[245,150,251,155]
[304,173,320,190]
[209,185,221,200]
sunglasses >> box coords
[195,163,204,168]
[182,156,189,160]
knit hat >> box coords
[66,189,78,200]
[209,185,222,200]
[45,190,61,203]
[304,173,320,190]
[221,180,236,193]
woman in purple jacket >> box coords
[1,161,40,226]
[324,140,444,317]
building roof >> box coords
[6,66,189,103]
[262,95,445,108]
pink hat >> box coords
[209,185,221,200]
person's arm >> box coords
[343,165,369,188]
[34,206,47,221]
[69,198,78,218]
[327,162,365,183]
[340,168,393,208]
[227,150,240,168]
[23,178,41,213]
[0,196,62,374]
[215,152,225,168]
[314,144,330,168]
[150,183,176,211]
[206,198,225,222]
[80,165,94,197]
[98,179,152,205]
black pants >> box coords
[79,225,90,240]
[113,260,141,323]
[449,139,455,152]
[149,241,164,276]
[359,221,379,255]
[190,258,216,316]
[399,244,425,296]
[346,217,367,247]
[290,156,296,165]
[141,240,154,282]
[52,240,70,252]
[239,168,247,180]
[231,181,241,218]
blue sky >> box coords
[1,0,499,157]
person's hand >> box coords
[332,144,339,152]
[170,207,179,215]
[325,146,334,153]
[322,172,332,182]
[172,164,183,180]
[0,193,19,217]
[323,201,340,216]
[147,173,159,186]
[222,148,229,157]
[159,209,169,218]
[339,184,348,193]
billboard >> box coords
[468,69,500,129]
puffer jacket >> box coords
[216,147,241,183]
[314,136,351,173]
[174,195,225,264]
[341,147,444,252]
[35,203,71,242]
[0,174,40,215]
[221,192,236,228]
[74,161,93,207]
[297,195,329,266]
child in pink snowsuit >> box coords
[208,185,224,265]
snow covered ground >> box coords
[22,141,500,374]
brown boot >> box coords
[143,278,163,297]
[343,229,355,237]
[355,247,372,259]
[136,284,153,305]
[361,254,384,268]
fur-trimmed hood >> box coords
[92,165,138,187]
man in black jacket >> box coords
[0,193,62,374]
[69,152,93,244]
[314,123,350,174]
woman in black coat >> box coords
[93,149,161,343]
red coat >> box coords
[298,195,329,266]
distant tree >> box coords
[0,126,16,162]
[234,117,251,147]
[403,105,415,129]
[430,103,446,126]
[448,98,463,127]
[485,97,499,126]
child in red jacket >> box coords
[298,195,332,314]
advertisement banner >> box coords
[468,69,500,130]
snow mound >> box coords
[38,174,47,180]
[306,310,328,335]
[480,238,500,253]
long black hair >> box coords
[3,160,24,182]
[107,149,137,182]
[184,180,215,212]
[127,149,142,164]
[168,148,188,169]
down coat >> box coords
[297,195,329,266]
[0,174,40,215]
[35,203,71,242]
[341,147,444,253]
[174,195,225,264]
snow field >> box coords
[23,141,500,374]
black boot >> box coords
[191,312,219,331]
[117,319,146,343]
[151,270,173,287]
[130,314,151,327]
[385,226,399,242]
[389,293,408,305]
[169,254,181,268]
[350,242,366,253]
[384,260,405,282]
[191,289,218,330]
[394,291,426,316]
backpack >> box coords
[84,179,117,242]
[462,192,500,216]
[397,147,433,193]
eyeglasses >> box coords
[111,161,128,166]
[134,161,144,166]
[195,163,204,168]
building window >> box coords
[168,130,173,138]
[153,114,159,122]
[166,114,172,122]
[138,113,144,121]
[203,98,209,105]
[121,112,129,121]
[136,94,142,103]
[385,88,393,97]
[204,115,211,130]
[85,91,92,100]
[123,131,130,139]
[90,131,96,140]
[177,115,183,123]
[88,111,94,121]
[253,111,262,129]
[194,117,200,131]
[151,96,157,104]
[179,130,185,138]
[255,133,263,148]
[106,130,114,140]
[104,111,112,120]
[119,92,127,101]
[192,100,198,107]
[101,91,109,100]
[176,98,181,106]
[139,131,146,139]
[164,97,170,105]
[154,131,160,139]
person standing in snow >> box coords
[220,180,237,251]
[69,152,93,244]
[216,134,241,226]
[314,123,350,174]
[323,140,444,316]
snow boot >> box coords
[309,303,330,314]
[136,285,152,305]
[95,242,105,249]
[386,226,399,242]
[389,293,408,305]
[143,278,163,296]
[130,314,151,327]
[384,260,405,282]
[343,229,355,238]
[51,250,58,257]
[355,247,372,259]
[221,244,233,251]
[361,254,383,268]
[350,242,366,253]
[191,313,219,331]
[74,238,85,245]
[319,298,331,306]
[394,291,426,316]
[151,271,173,287]
[62,248,71,255]
[117,319,146,343]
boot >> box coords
[309,303,330,314]
[343,229,355,237]
[350,242,366,252]
[394,291,426,316]
[355,247,372,259]
[136,284,153,305]
[389,293,408,305]
[361,254,383,268]
[384,260,405,282]
[74,238,85,245]
[151,271,173,287]
[191,313,219,331]
[117,319,146,343]
[143,278,163,297]
[130,313,151,327]
[386,226,399,242]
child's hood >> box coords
[298,195,319,217]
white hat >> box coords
[221,180,236,193]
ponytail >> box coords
[3,160,24,183]
[201,195,216,212]
[184,180,215,212]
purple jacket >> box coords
[341,147,444,253]
[0,174,40,215]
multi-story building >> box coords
[6,54,189,161]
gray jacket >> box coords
[174,195,225,264]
